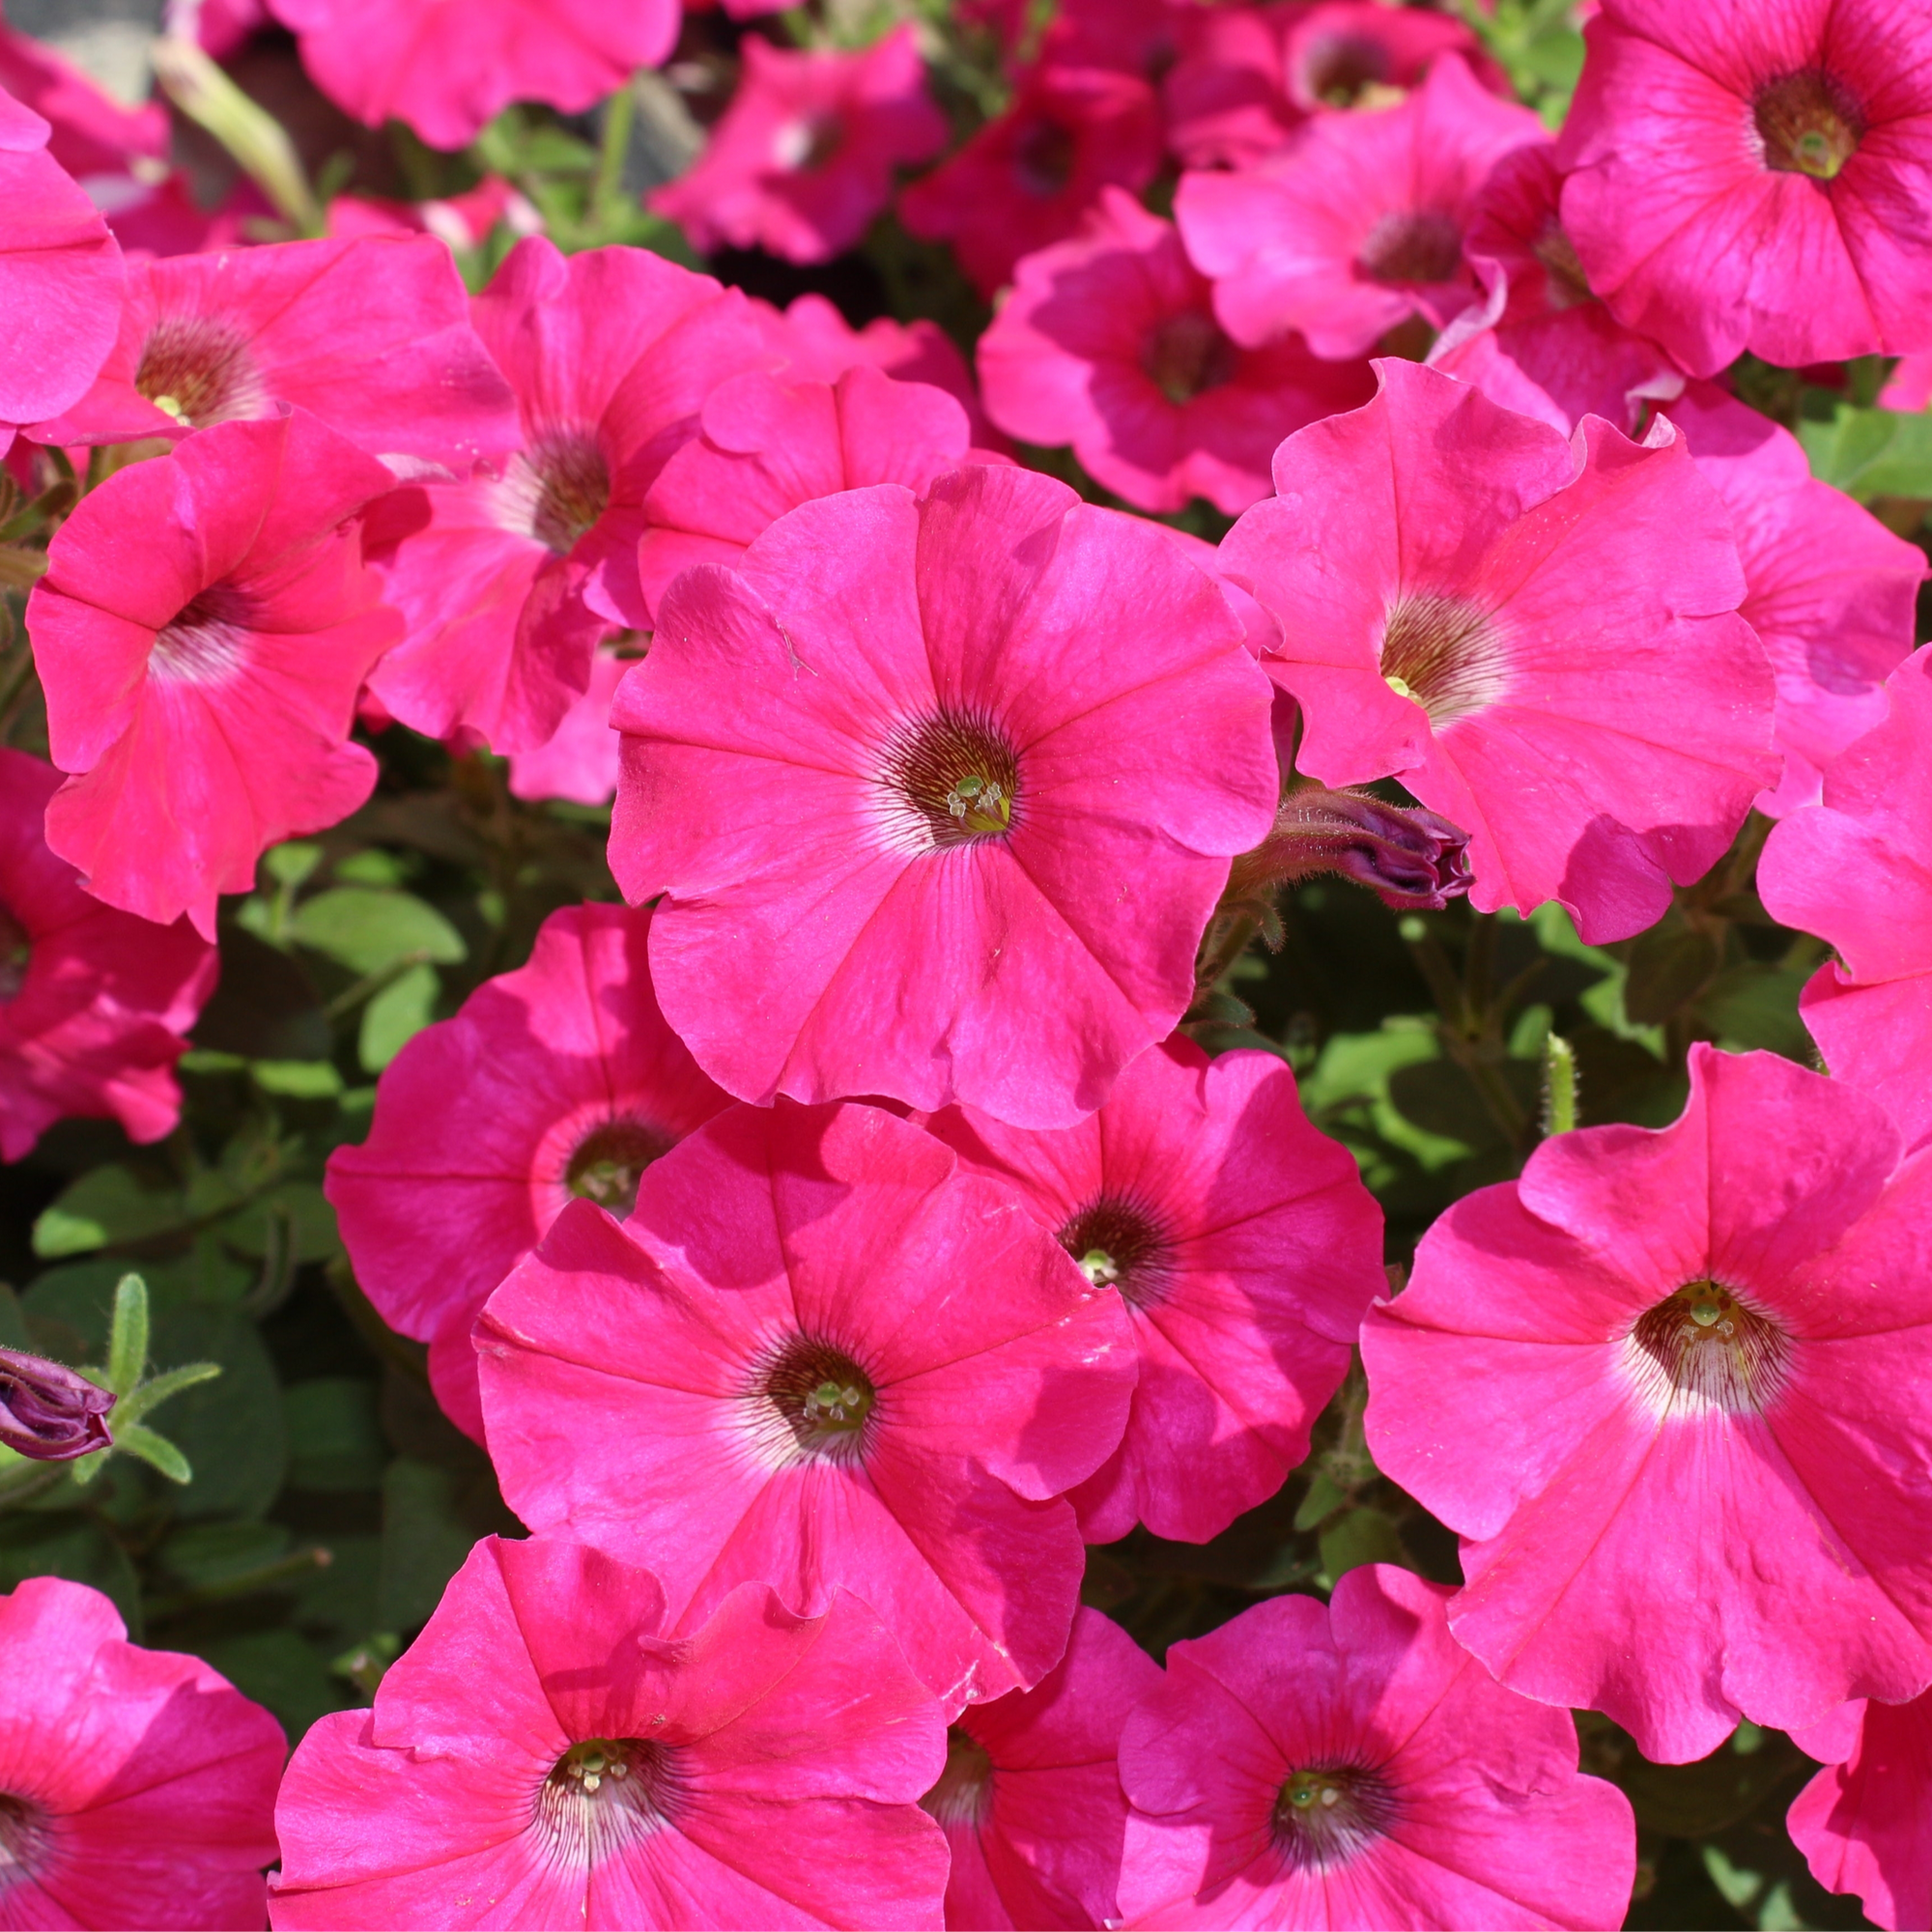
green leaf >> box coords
[1800,401,1932,498]
[250,1059,344,1098]
[331,848,411,887]
[1697,964,1814,1062]
[290,887,466,975]
[378,1459,489,1630]
[0,1511,143,1636]
[263,840,325,889]
[197,1629,346,1739]
[1293,1470,1348,1531]
[284,1378,386,1492]
[1623,924,1722,1025]
[0,1284,31,1352]
[1317,1507,1406,1585]
[142,1307,286,1520]
[1701,1847,1763,1912]
[32,1167,187,1259]
[158,1520,294,1591]
[226,1182,342,1264]
[113,1421,193,1484]
[359,961,439,1072]
[106,1273,150,1397]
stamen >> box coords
[1625,1279,1792,1418]
[1272,1763,1393,1871]
[1753,71,1862,182]
[1300,33,1392,109]
[538,1739,674,1866]
[564,1118,674,1220]
[135,316,270,429]
[496,429,611,554]
[1057,1197,1170,1310]
[751,1335,878,1464]
[876,710,1022,855]
[0,1794,49,1884]
[1378,592,1508,729]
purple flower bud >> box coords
[0,1347,114,1461]
[1234,788,1473,912]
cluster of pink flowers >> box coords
[4,0,1932,1925]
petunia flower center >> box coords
[149,587,252,684]
[0,905,29,1003]
[1057,1196,1171,1310]
[758,1336,878,1463]
[1301,33,1393,109]
[135,316,269,428]
[1753,71,1862,182]
[1013,116,1076,198]
[1378,592,1507,728]
[771,111,845,172]
[879,710,1021,852]
[1273,1763,1392,1870]
[1143,310,1239,405]
[565,1118,673,1220]
[1628,1279,1791,1415]
[920,1727,994,1831]
[1356,210,1464,287]
[539,1737,675,1863]
[0,1793,49,1887]
[1531,219,1595,308]
[525,429,611,554]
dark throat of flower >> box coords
[1532,220,1595,309]
[527,429,612,554]
[135,316,265,429]
[921,1727,995,1832]
[1378,591,1506,729]
[1356,210,1465,288]
[1057,1196,1171,1311]
[878,710,1021,852]
[150,586,254,684]
[754,1335,878,1464]
[1143,310,1239,406]
[0,1793,49,1886]
[539,1738,676,1864]
[1627,1280,1791,1415]
[0,903,29,1003]
[565,1118,674,1221]
[1300,33,1393,109]
[1012,116,1076,198]
[1753,71,1862,182]
[1273,1763,1394,1872]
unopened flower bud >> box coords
[1228,788,1473,912]
[0,1347,114,1461]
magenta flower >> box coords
[610,464,1277,1125]
[0,22,168,181]
[1788,1693,1932,1932]
[1115,1566,1636,1929]
[1363,1044,1932,1763]
[1219,359,1776,942]
[271,1535,950,1930]
[1554,0,1932,377]
[898,64,1163,298]
[1282,4,1507,115]
[0,1576,284,1929]
[265,0,679,152]
[327,901,727,1442]
[979,189,1374,516]
[1174,57,1545,358]
[1666,382,1924,814]
[924,1607,1161,1930]
[29,410,401,938]
[475,1100,1137,1707]
[651,27,948,266]
[31,235,520,466]
[926,1037,1383,1545]
[1161,7,1302,173]
[1760,648,1932,1152]
[636,365,979,624]
[1429,144,1687,439]
[363,237,769,753]
[0,748,216,1161]
[505,644,629,808]
[0,85,122,452]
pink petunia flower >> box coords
[609,463,1278,1125]
[1428,144,1686,439]
[0,748,216,1162]
[505,643,630,808]
[327,900,727,1442]
[1788,1693,1932,1932]
[925,1037,1383,1546]
[1160,4,1303,173]
[1174,57,1545,358]
[362,237,771,754]
[0,85,123,453]
[264,0,680,152]
[923,1606,1161,1930]
[1218,359,1776,943]
[979,188,1374,515]
[1759,648,1932,1152]
[475,1099,1138,1708]
[898,64,1163,298]
[270,1535,950,1930]
[30,235,521,467]
[1362,1044,1932,1763]
[28,409,401,939]
[650,27,948,266]
[0,1575,284,1930]
[1880,352,1932,413]
[1282,3,1508,114]
[1665,382,1924,815]
[1554,0,1932,377]
[636,364,980,624]
[1115,1566,1636,1929]
[327,174,543,252]
[0,22,168,181]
